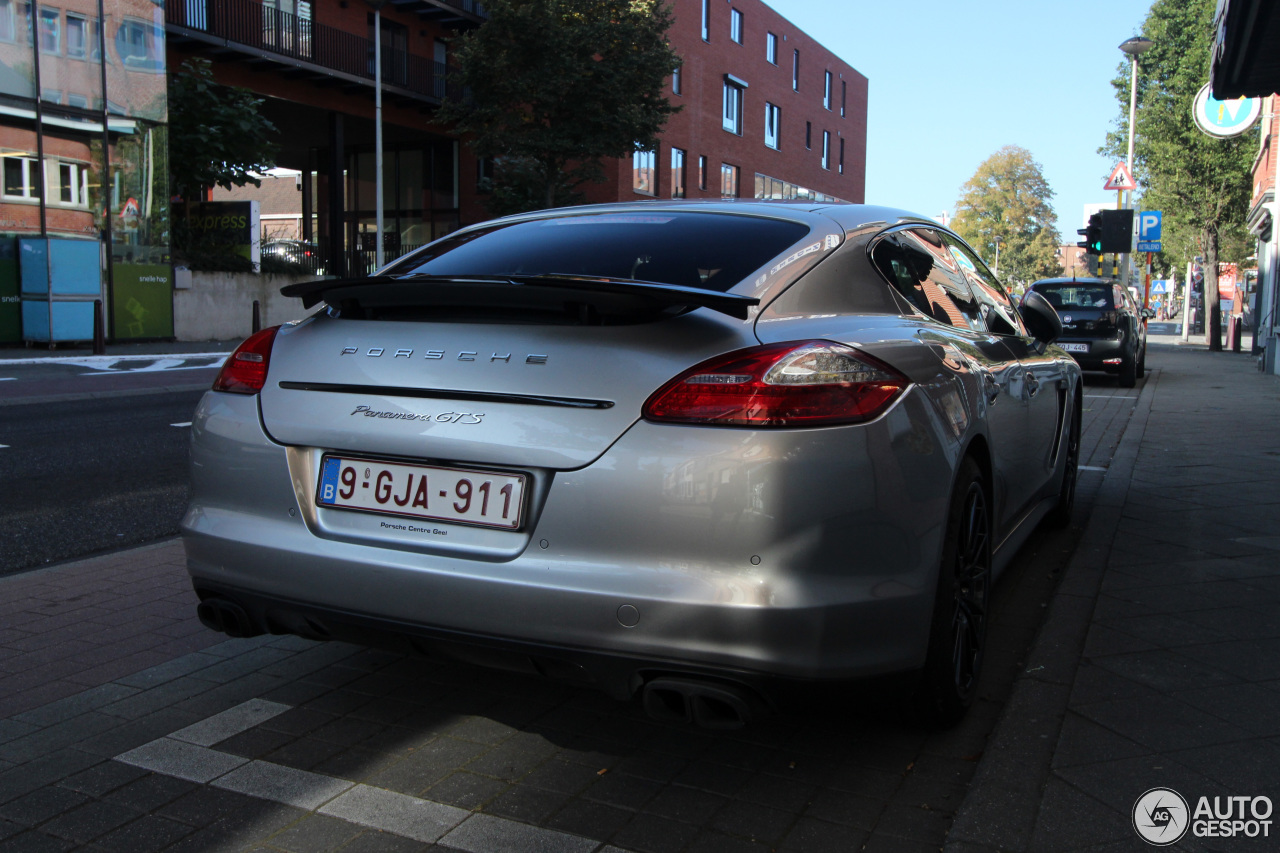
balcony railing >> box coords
[168,0,464,102]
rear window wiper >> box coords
[280,273,761,320]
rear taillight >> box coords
[212,326,280,394]
[643,340,909,427]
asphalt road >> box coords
[0,359,217,576]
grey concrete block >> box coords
[439,813,599,853]
[115,738,248,784]
[212,759,353,810]
[168,699,291,747]
[319,783,468,843]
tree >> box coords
[950,146,1064,288]
[167,58,279,202]
[1102,0,1255,350]
[437,0,681,214]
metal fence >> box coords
[169,0,463,102]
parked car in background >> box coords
[263,239,324,274]
[185,202,1081,728]
[1029,277,1147,387]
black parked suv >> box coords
[1029,278,1147,387]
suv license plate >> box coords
[317,455,526,530]
[1060,343,1089,353]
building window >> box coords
[792,49,799,91]
[839,137,845,174]
[66,12,85,58]
[730,8,742,43]
[0,0,17,42]
[766,31,777,64]
[805,121,811,150]
[721,163,739,198]
[701,0,709,41]
[824,71,832,110]
[633,148,656,196]
[764,102,780,150]
[2,155,40,200]
[38,5,57,54]
[116,18,164,72]
[55,161,89,207]
[841,80,846,117]
[822,131,830,169]
[722,78,744,135]
[672,64,681,95]
[755,171,846,203]
[698,155,707,190]
[671,147,686,198]
[66,92,88,108]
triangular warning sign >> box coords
[1104,162,1137,192]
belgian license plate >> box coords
[317,456,527,530]
[1060,343,1090,353]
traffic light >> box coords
[1077,212,1103,254]
[1098,209,1134,253]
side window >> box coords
[871,229,984,331]
[943,235,1027,337]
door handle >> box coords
[982,371,1000,405]
[1025,370,1040,398]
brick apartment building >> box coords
[0,0,867,342]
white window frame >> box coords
[2,154,40,201]
[792,49,799,91]
[730,8,742,44]
[720,163,739,198]
[822,131,830,169]
[632,148,656,196]
[840,80,846,117]
[722,79,744,135]
[839,137,845,174]
[764,102,780,150]
[701,0,709,41]
[824,71,832,110]
[54,160,89,207]
[766,31,777,64]
[38,4,58,54]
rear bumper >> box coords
[1059,336,1128,370]
[183,389,955,699]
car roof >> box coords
[466,200,942,239]
[1033,278,1115,286]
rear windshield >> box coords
[383,212,811,293]
[1033,283,1114,310]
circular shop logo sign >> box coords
[1133,787,1190,845]
[1192,83,1262,138]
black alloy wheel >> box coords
[914,458,992,726]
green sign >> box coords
[112,262,173,339]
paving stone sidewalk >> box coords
[949,343,1280,852]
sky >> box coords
[765,0,1157,251]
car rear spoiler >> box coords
[280,273,761,321]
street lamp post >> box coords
[1119,36,1153,292]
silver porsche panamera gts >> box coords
[183,201,1080,728]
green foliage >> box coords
[950,145,1064,287]
[1101,0,1255,348]
[167,59,279,201]
[438,0,681,213]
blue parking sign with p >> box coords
[1136,210,1162,252]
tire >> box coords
[1045,392,1081,529]
[912,458,992,727]
[1119,353,1137,387]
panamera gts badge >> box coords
[350,405,484,425]
[340,347,548,364]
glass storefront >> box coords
[0,0,169,343]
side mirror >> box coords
[1142,308,1156,320]
[1019,291,1062,349]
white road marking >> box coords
[0,444,8,449]
[170,422,192,428]
[115,700,600,849]
[1084,394,1137,399]
[1080,465,1108,471]
[0,377,15,381]
[0,352,231,367]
